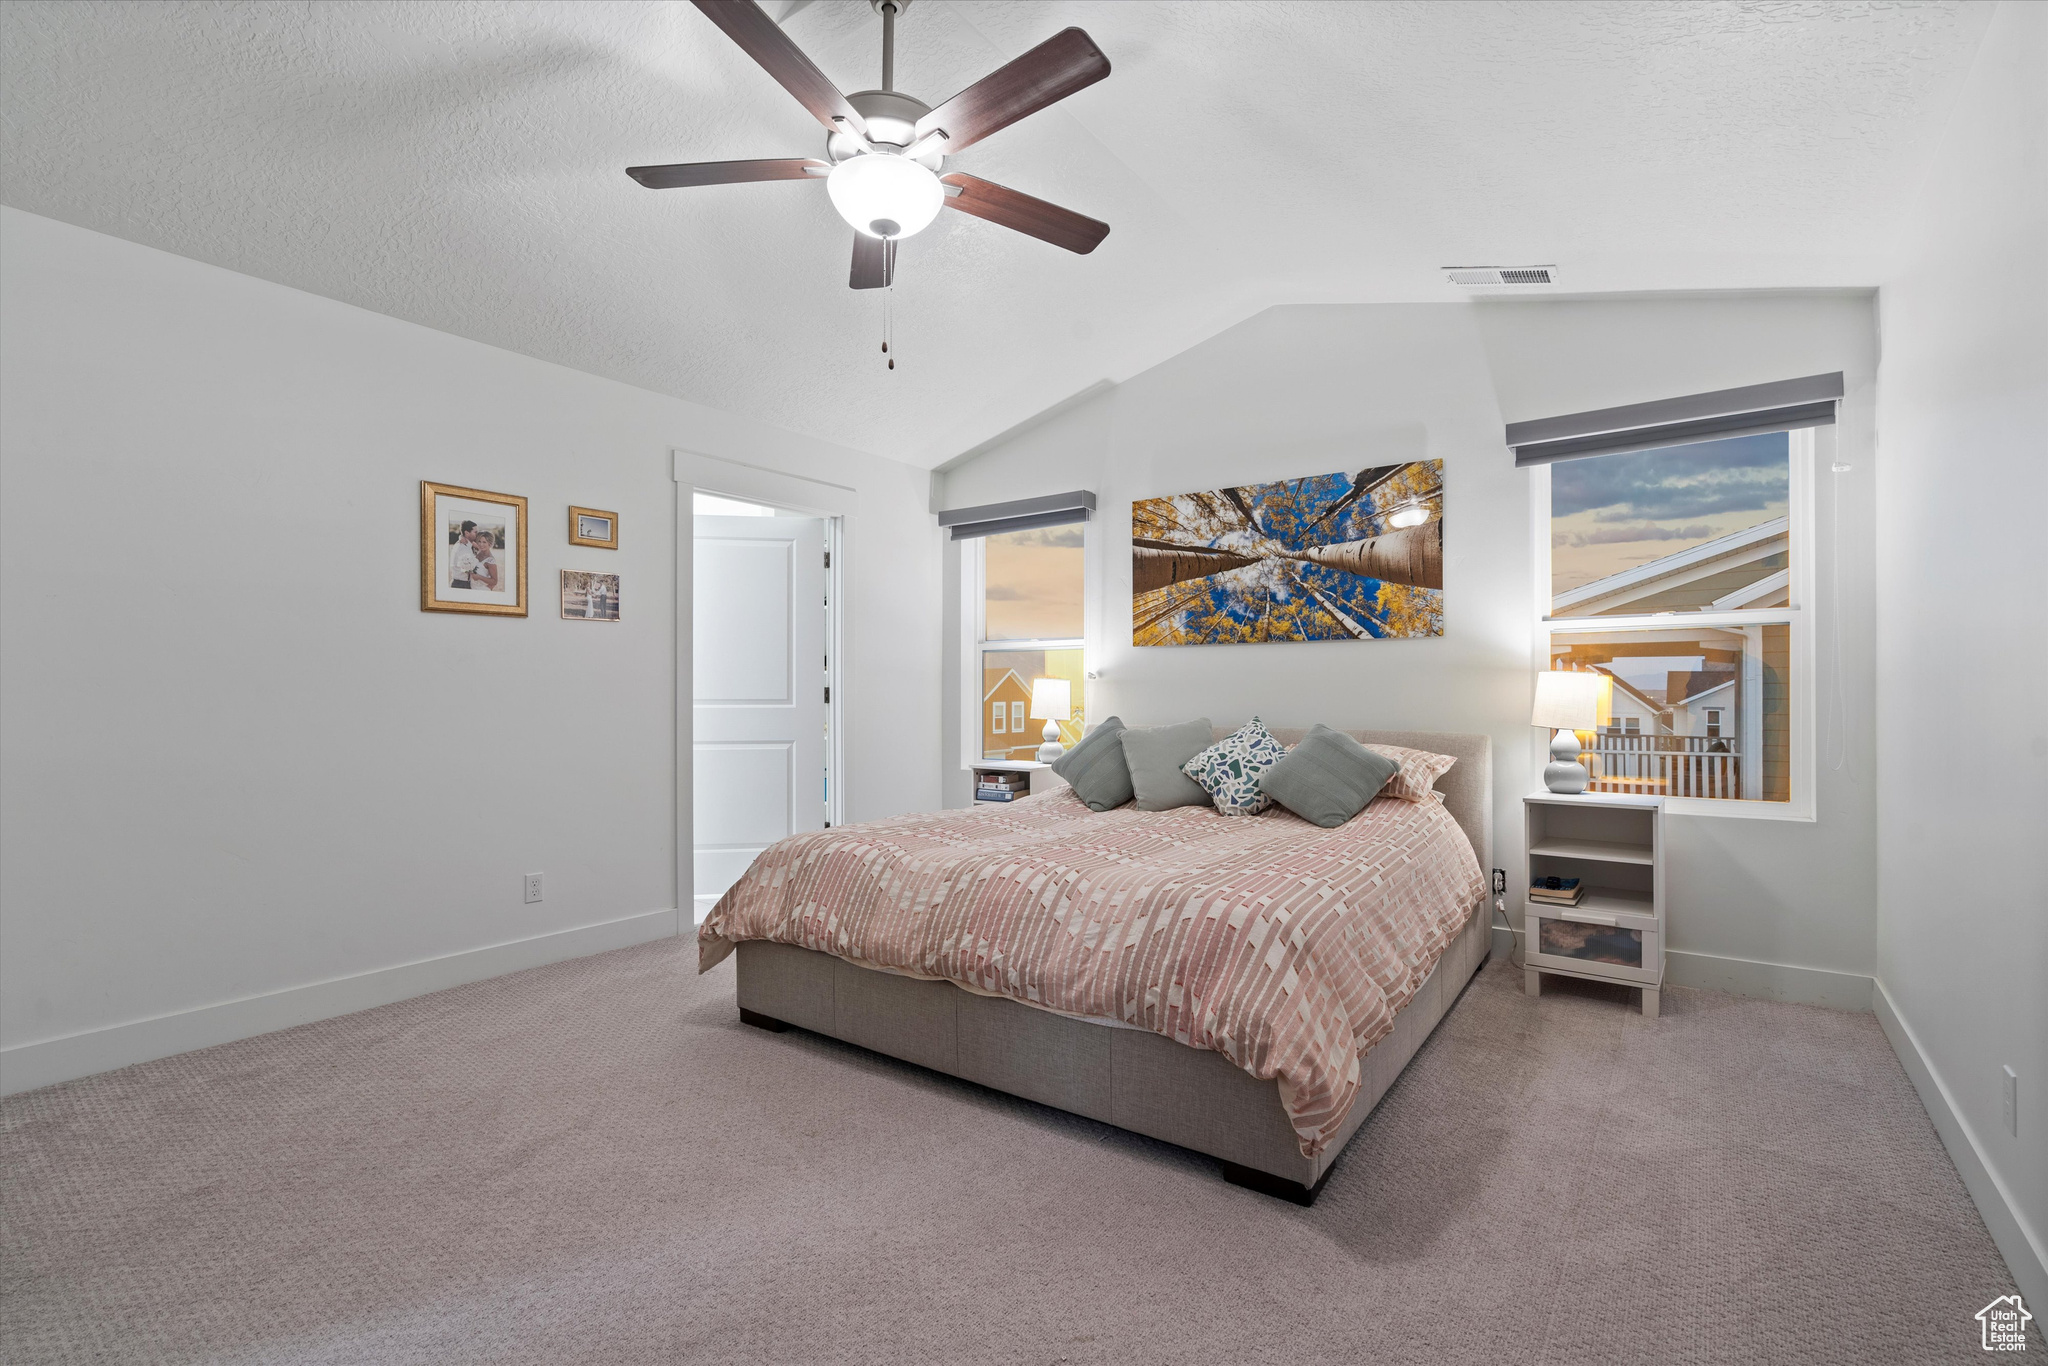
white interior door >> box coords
[693,514,827,917]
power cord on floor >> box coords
[1491,895,1526,969]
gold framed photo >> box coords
[562,570,620,621]
[569,506,618,549]
[421,481,528,616]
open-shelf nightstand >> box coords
[1524,791,1665,1017]
[969,760,1065,804]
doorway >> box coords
[691,491,839,923]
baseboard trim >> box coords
[1874,981,2047,1311]
[1664,949,1873,1011]
[1487,928,1873,1012]
[0,908,680,1096]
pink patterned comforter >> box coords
[699,788,1484,1157]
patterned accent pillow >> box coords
[1181,717,1289,815]
[1364,743,1459,802]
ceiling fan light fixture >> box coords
[632,5,1113,287]
[827,153,943,240]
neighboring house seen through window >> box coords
[1538,427,1814,815]
[977,526,1086,761]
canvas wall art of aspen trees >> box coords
[1132,462,1444,645]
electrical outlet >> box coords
[1492,868,1508,896]
[2002,1066,2018,1138]
[524,872,543,904]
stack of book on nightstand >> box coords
[1529,876,1585,908]
[976,772,1029,802]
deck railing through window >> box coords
[1588,733,1741,799]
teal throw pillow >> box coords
[1257,724,1400,828]
[1117,719,1216,811]
[1049,716,1135,811]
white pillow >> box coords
[1363,743,1458,802]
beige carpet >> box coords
[2,939,2035,1365]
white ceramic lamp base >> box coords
[1542,727,1589,794]
[1036,719,1065,764]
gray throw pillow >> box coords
[1258,724,1400,828]
[1118,718,1215,811]
[1049,715,1134,811]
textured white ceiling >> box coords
[0,1,1990,465]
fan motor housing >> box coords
[828,90,945,170]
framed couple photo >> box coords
[420,481,528,616]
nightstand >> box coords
[969,760,1065,804]
[1523,791,1665,1017]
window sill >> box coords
[1663,796,1814,822]
[1528,789,1814,822]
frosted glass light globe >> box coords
[827,153,943,240]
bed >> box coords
[699,728,1492,1204]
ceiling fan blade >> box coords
[691,0,868,136]
[626,158,828,189]
[849,233,897,290]
[941,173,1109,255]
[914,28,1109,153]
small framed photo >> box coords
[562,570,620,621]
[421,481,527,616]
[569,506,618,549]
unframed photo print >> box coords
[561,570,620,621]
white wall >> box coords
[0,207,942,1091]
[1872,0,2047,1308]
[939,293,1878,1007]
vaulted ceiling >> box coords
[0,1,1990,465]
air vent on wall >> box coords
[1444,265,1556,287]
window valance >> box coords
[1507,373,1843,467]
[939,490,1095,540]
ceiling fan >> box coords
[629,0,1111,290]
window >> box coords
[1550,431,1792,615]
[974,525,1086,761]
[1535,428,1814,817]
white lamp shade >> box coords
[1028,677,1072,722]
[1531,670,1607,731]
[826,153,944,240]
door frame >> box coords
[673,449,852,923]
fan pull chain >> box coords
[883,261,895,370]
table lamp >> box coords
[1531,670,1605,794]
[1029,677,1072,763]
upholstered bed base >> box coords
[729,728,1493,1205]
[734,896,1490,1205]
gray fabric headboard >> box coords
[1214,725,1492,872]
[1078,721,1492,870]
